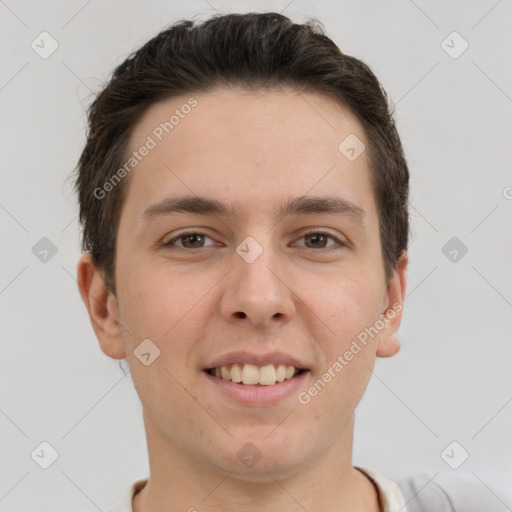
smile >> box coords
[206,363,304,386]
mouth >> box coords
[205,363,307,386]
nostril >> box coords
[234,312,246,318]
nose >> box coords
[219,243,296,329]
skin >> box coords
[78,88,408,512]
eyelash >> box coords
[163,231,346,250]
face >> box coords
[79,88,406,480]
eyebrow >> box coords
[139,194,366,224]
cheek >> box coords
[117,262,215,368]
[117,259,191,336]
[307,273,384,341]
[302,274,383,398]
[117,266,206,408]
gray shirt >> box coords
[398,472,511,512]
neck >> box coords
[133,412,380,512]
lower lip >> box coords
[203,370,310,405]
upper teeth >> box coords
[211,363,300,386]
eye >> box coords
[293,231,345,249]
[162,230,345,250]
[164,232,218,249]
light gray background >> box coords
[1,0,511,509]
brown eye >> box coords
[304,233,329,248]
[180,233,205,248]
[165,232,216,249]
[295,232,343,249]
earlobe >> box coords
[376,251,408,358]
[376,333,401,358]
[76,253,126,359]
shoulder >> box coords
[397,472,511,512]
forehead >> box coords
[130,87,364,159]
[122,87,374,220]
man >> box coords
[75,12,504,512]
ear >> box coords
[76,253,126,359]
[376,251,408,358]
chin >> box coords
[206,429,307,481]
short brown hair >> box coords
[75,12,409,292]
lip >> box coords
[204,351,309,371]
[203,369,310,405]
